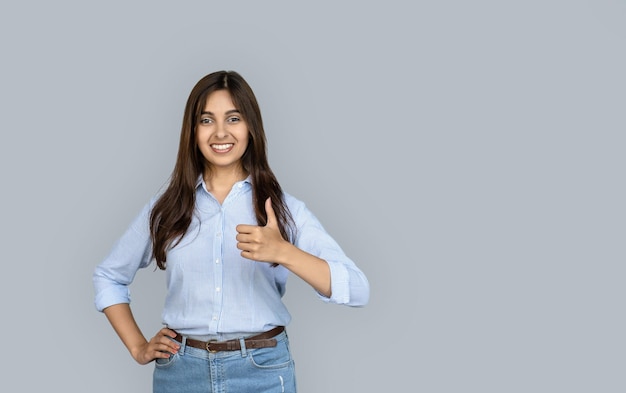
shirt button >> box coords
[212,316,218,321]
[215,259,220,264]
[216,287,221,292]
[216,232,221,238]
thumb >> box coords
[264,197,278,227]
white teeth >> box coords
[211,143,233,150]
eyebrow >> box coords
[200,109,241,116]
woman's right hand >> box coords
[103,304,181,365]
[132,328,180,365]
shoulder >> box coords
[136,184,172,222]
[282,191,318,226]
[282,191,306,212]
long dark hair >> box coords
[150,70,295,269]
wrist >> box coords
[129,341,148,362]
[274,241,297,266]
[277,242,308,268]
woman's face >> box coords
[196,89,250,175]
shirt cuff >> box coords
[94,285,131,312]
[318,260,350,304]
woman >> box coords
[93,70,370,393]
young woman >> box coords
[93,70,370,393]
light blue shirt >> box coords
[93,177,369,336]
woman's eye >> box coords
[227,117,240,123]
[200,118,213,124]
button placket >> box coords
[209,207,225,332]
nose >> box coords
[215,121,229,138]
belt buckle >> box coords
[206,340,218,353]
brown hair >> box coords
[149,70,295,269]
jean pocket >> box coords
[154,352,179,369]
[248,343,292,370]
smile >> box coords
[211,143,234,152]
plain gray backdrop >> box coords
[1,0,624,392]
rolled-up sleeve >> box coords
[290,198,370,307]
[93,203,153,312]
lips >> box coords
[210,143,234,153]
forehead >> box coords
[203,89,236,111]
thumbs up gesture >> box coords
[236,197,288,264]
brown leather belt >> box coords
[173,326,284,353]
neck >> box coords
[203,166,248,192]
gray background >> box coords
[1,0,624,392]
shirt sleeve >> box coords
[92,202,154,312]
[289,198,370,307]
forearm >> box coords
[102,303,148,361]
[277,244,331,297]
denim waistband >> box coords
[176,330,288,359]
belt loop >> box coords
[179,335,187,355]
[239,337,247,357]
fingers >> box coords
[137,329,180,363]
[155,328,180,352]
[236,235,258,259]
[235,230,252,242]
[264,197,277,227]
[235,225,256,260]
[164,328,178,337]
[235,224,255,234]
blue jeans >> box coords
[153,330,297,393]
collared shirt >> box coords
[93,177,369,336]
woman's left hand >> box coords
[236,197,289,264]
